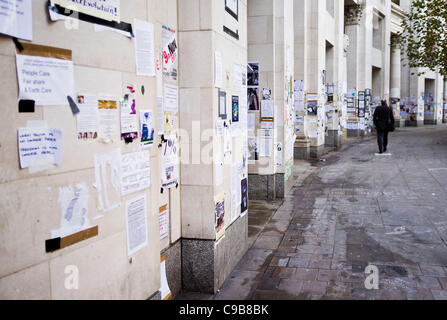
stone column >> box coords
[390,34,403,127]
[178,0,249,294]
[345,4,363,138]
[293,0,311,159]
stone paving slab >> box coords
[178,125,447,300]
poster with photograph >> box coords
[162,25,178,81]
[248,136,259,162]
[262,88,272,100]
[247,62,259,86]
[232,96,239,123]
[77,95,99,140]
[248,87,260,111]
[98,99,119,143]
[120,97,138,140]
[140,110,154,147]
[215,193,225,240]
[241,178,248,214]
[307,101,318,115]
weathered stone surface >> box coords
[178,125,447,300]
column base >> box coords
[248,174,275,200]
[424,119,437,125]
[310,145,325,159]
[161,240,182,299]
[325,130,342,149]
[294,137,311,160]
[347,129,360,138]
[395,119,405,128]
[181,214,248,294]
[405,120,424,127]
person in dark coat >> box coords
[373,100,395,154]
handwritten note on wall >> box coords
[18,127,62,169]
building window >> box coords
[326,0,334,17]
[373,14,383,50]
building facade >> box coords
[0,0,444,300]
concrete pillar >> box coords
[390,35,404,127]
[293,0,311,159]
[178,0,248,293]
[247,0,295,199]
[345,4,363,138]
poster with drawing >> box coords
[160,134,179,189]
[140,110,154,147]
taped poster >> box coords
[16,43,74,106]
[120,96,138,140]
[157,96,164,135]
[94,148,121,212]
[0,0,32,41]
[164,84,178,113]
[215,51,223,88]
[160,134,179,189]
[98,98,119,143]
[140,110,154,147]
[50,0,120,22]
[248,136,259,162]
[160,255,172,300]
[18,126,62,170]
[121,151,151,196]
[77,95,99,140]
[159,204,169,240]
[231,164,241,223]
[134,19,155,76]
[51,183,91,238]
[215,193,225,241]
[162,25,178,81]
[232,96,239,123]
[125,194,148,256]
[260,122,273,157]
[241,178,248,215]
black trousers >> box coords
[377,130,389,153]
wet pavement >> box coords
[178,125,447,300]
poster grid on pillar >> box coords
[247,62,260,111]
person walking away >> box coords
[373,100,395,154]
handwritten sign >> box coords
[18,127,63,169]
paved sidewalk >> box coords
[180,125,447,300]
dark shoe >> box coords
[384,147,387,152]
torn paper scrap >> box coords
[94,148,122,212]
[51,183,91,238]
